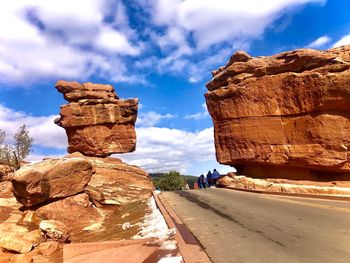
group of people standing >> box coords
[197,169,220,188]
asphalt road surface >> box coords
[161,188,350,263]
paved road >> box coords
[161,188,350,263]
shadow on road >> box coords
[176,190,285,247]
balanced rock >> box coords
[12,157,92,207]
[55,80,138,157]
[206,45,350,180]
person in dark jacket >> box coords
[197,174,205,188]
[206,171,213,187]
[201,174,207,188]
[212,169,220,186]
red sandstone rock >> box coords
[35,193,101,228]
[86,157,154,205]
[206,45,350,180]
[0,164,13,181]
[217,173,350,196]
[11,157,93,207]
[0,181,13,198]
[0,224,41,253]
[56,80,119,103]
[55,80,138,157]
[66,152,154,205]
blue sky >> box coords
[1,0,350,175]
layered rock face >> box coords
[206,45,350,180]
[55,80,138,157]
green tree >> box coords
[157,170,186,191]
[0,125,33,172]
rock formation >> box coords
[0,80,154,261]
[55,80,138,157]
[206,45,350,182]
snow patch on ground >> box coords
[157,255,183,263]
[133,196,183,262]
[133,196,175,239]
[160,240,178,250]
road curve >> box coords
[161,188,350,263]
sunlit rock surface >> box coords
[55,80,138,157]
[206,45,350,181]
[12,157,92,207]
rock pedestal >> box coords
[206,45,350,180]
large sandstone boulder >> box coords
[86,156,154,205]
[66,153,154,205]
[55,80,138,157]
[12,157,93,207]
[206,45,350,180]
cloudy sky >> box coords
[1,0,350,175]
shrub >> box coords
[0,125,33,172]
[157,170,186,191]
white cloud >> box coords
[0,105,66,149]
[115,127,217,173]
[0,0,329,85]
[307,35,331,48]
[147,0,325,50]
[137,111,176,127]
[135,0,325,83]
[135,45,233,83]
[184,103,209,120]
[95,25,140,55]
[0,0,141,84]
[333,34,350,48]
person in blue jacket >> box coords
[206,170,213,187]
[212,169,220,186]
